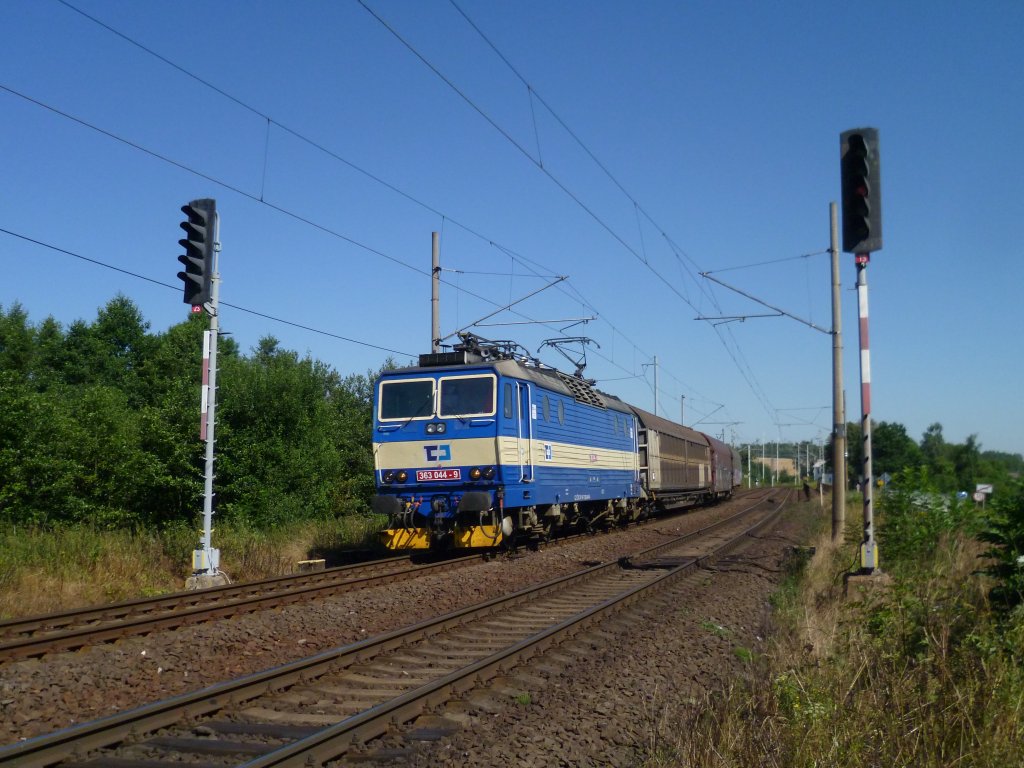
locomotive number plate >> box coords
[416,469,462,482]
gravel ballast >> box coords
[0,494,817,766]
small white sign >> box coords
[976,484,993,494]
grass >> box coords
[639,491,1024,768]
[700,620,733,638]
[0,513,388,619]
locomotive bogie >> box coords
[453,519,506,548]
[380,527,432,550]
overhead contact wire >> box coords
[0,227,414,357]
[49,0,725,412]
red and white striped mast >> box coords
[855,251,877,571]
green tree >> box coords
[872,421,922,478]
[136,314,218,522]
[950,434,982,492]
[0,298,380,531]
[920,422,957,490]
[89,295,155,405]
[215,337,373,527]
[845,420,921,486]
[0,303,35,375]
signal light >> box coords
[177,198,216,306]
[840,128,882,254]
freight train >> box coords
[372,334,742,550]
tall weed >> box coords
[0,525,178,616]
[976,480,1024,614]
[0,514,388,618]
[640,488,1024,767]
[879,466,982,567]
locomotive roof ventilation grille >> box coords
[556,372,606,409]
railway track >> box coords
[0,488,788,768]
[0,553,473,663]
[1,487,771,664]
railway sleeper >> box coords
[19,494,778,768]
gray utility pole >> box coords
[653,356,659,416]
[641,356,660,416]
[774,438,779,486]
[431,231,441,353]
[830,203,847,542]
[697,204,847,530]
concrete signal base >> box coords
[185,571,231,590]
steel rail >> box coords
[0,553,473,662]
[0,489,788,767]
[243,497,787,767]
[1,487,769,663]
[0,555,408,636]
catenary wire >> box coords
[371,0,777,422]
[35,3,751,424]
[0,227,415,357]
[49,0,688,402]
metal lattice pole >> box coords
[196,213,221,580]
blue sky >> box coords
[2,0,1022,456]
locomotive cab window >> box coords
[439,374,496,417]
[503,383,514,419]
[378,378,435,421]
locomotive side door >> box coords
[516,381,534,482]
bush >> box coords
[878,466,982,568]
[977,480,1024,614]
[638,482,1024,767]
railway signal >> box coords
[840,127,884,576]
[177,198,216,307]
[174,198,227,589]
[839,128,882,255]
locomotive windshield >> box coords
[378,378,435,420]
[439,375,495,417]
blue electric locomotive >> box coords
[372,335,645,550]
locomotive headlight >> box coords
[469,467,482,481]
[382,470,395,483]
[396,470,408,483]
[483,466,496,480]
[435,423,446,434]
[426,423,436,434]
